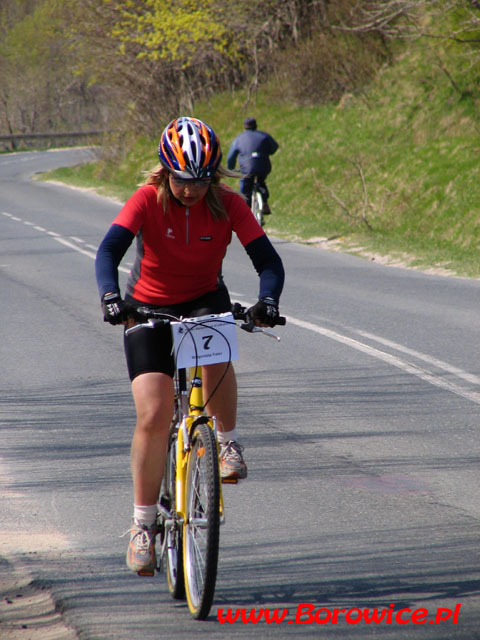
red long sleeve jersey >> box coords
[112,184,264,305]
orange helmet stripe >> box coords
[166,123,186,169]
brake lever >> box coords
[256,327,281,341]
[240,320,281,341]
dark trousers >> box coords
[240,175,269,208]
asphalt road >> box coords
[1,149,479,639]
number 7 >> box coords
[202,335,213,350]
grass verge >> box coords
[38,16,480,279]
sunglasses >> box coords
[169,175,211,187]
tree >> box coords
[0,0,109,140]
[65,0,347,133]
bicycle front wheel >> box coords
[183,422,220,619]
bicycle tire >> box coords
[183,422,220,619]
[160,429,185,600]
[251,186,264,227]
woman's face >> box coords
[168,174,211,206]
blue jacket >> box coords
[227,129,278,178]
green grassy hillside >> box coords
[43,20,480,278]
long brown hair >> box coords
[142,165,241,221]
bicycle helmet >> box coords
[158,116,222,179]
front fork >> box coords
[175,369,225,524]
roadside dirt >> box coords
[0,535,78,639]
[0,565,77,640]
[41,179,125,205]
[302,235,475,278]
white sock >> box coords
[133,504,157,527]
[217,428,238,445]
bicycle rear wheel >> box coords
[183,422,220,619]
[251,186,264,227]
[160,428,185,600]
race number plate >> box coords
[171,312,238,369]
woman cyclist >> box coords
[95,116,285,575]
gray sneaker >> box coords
[126,519,157,576]
[219,440,248,480]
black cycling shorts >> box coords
[124,286,232,381]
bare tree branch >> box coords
[352,159,373,230]
[328,158,374,230]
[333,1,422,39]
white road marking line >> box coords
[351,328,480,386]
[53,236,130,273]
[229,294,480,405]
[54,237,97,260]
[288,317,480,406]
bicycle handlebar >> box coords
[125,304,171,324]
[125,302,286,334]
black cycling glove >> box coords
[101,292,126,325]
[247,297,279,327]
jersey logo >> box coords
[200,235,212,241]
[166,228,175,239]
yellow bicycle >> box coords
[127,305,285,619]
[160,362,222,619]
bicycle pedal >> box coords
[221,477,238,484]
[137,568,155,577]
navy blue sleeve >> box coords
[244,235,285,303]
[95,223,135,299]
[227,139,239,170]
[268,135,279,155]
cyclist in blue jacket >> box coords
[227,117,278,215]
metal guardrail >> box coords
[0,130,106,150]
[0,130,105,141]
